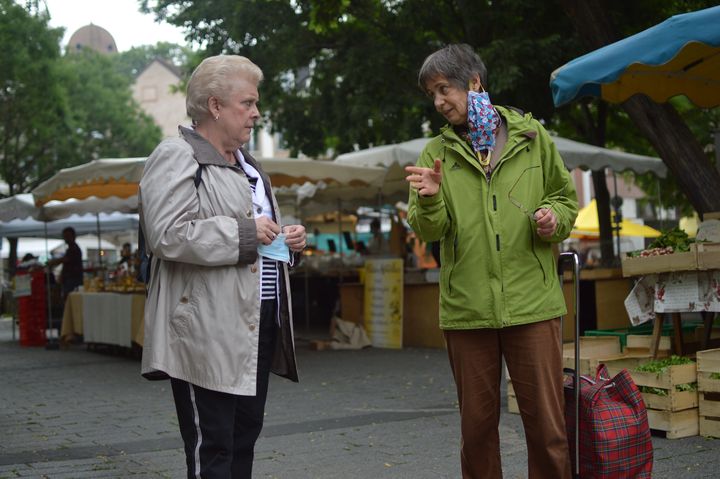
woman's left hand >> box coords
[283,224,307,252]
[533,208,557,238]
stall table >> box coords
[60,291,145,347]
[625,271,720,358]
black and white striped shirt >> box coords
[244,174,279,300]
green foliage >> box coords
[0,1,163,197]
[140,0,719,184]
[57,50,162,160]
[647,226,693,252]
[636,355,697,396]
[635,355,695,373]
[141,0,582,157]
[113,42,192,79]
[0,0,68,195]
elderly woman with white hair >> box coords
[139,55,306,478]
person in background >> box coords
[115,242,133,276]
[405,44,578,479]
[117,242,132,266]
[366,218,389,255]
[47,227,83,299]
[139,54,306,479]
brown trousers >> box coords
[445,318,571,479]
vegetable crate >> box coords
[621,246,698,277]
[697,348,720,438]
[630,361,698,439]
[696,242,720,270]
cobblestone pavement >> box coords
[1,317,719,478]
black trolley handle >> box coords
[558,251,580,477]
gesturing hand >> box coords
[405,159,442,197]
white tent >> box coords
[30,156,387,219]
[335,135,667,177]
[0,212,139,238]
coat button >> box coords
[180,296,189,304]
[249,324,256,331]
[246,210,253,218]
[250,265,257,273]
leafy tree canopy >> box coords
[113,41,193,78]
[141,0,717,214]
[0,1,163,197]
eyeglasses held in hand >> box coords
[507,167,559,222]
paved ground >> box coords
[1,317,719,478]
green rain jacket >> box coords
[408,106,578,330]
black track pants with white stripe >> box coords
[171,300,277,479]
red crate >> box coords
[15,270,49,347]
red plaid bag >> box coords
[564,364,653,478]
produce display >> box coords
[634,355,697,396]
[627,227,693,257]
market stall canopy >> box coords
[0,194,39,221]
[32,157,386,209]
[33,158,145,206]
[550,6,720,108]
[0,193,138,223]
[572,199,661,238]
[0,212,139,238]
[335,136,666,177]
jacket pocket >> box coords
[530,235,549,284]
[169,271,197,339]
[440,233,457,296]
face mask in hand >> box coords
[258,233,290,263]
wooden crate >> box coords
[621,248,697,278]
[697,348,720,438]
[696,242,720,270]
[646,408,699,439]
[697,348,720,393]
[562,336,622,376]
[602,353,658,378]
[700,415,720,438]
[625,334,672,354]
[630,361,698,438]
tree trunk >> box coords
[557,0,720,215]
[592,171,616,266]
[621,97,720,214]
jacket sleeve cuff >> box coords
[237,218,258,264]
[416,190,443,207]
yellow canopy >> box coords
[572,199,662,238]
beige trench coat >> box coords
[139,126,298,395]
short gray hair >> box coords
[186,55,264,124]
[418,44,487,93]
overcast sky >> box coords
[43,0,187,52]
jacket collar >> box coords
[439,106,537,145]
[178,125,260,171]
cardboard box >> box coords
[621,247,698,277]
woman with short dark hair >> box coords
[406,44,578,479]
